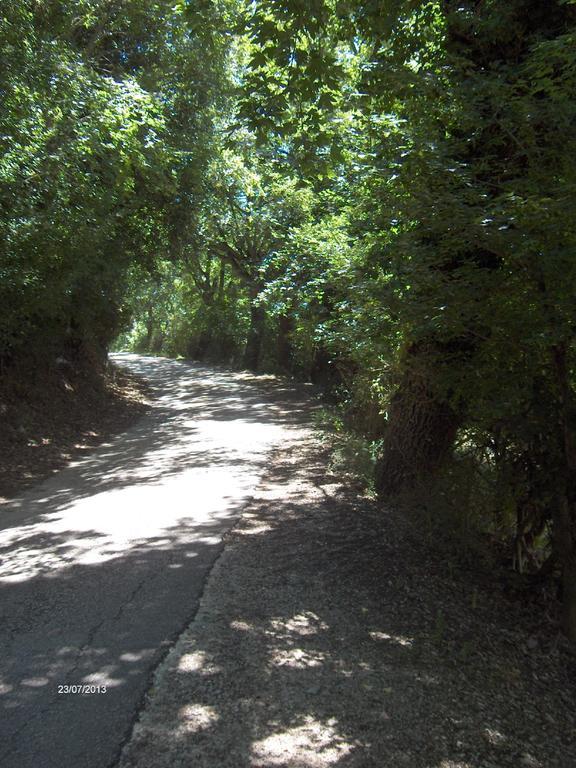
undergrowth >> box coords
[314,406,381,496]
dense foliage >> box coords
[0,0,228,368]
[3,0,576,638]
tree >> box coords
[202,149,314,369]
[9,0,576,637]
[0,0,231,371]
[231,0,576,638]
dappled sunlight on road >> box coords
[117,418,576,768]
[251,715,354,766]
[0,354,315,768]
[0,355,291,583]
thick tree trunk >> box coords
[553,486,576,640]
[192,329,212,360]
[243,299,265,371]
[375,349,460,499]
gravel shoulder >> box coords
[119,425,576,768]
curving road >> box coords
[0,354,311,768]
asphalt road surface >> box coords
[0,354,309,768]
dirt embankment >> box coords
[0,359,150,501]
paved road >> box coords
[0,354,309,768]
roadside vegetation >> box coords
[2,1,576,640]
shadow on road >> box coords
[0,354,317,768]
[120,434,576,768]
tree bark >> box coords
[375,349,460,498]
[551,344,576,640]
[561,558,576,642]
[555,493,576,641]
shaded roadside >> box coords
[0,360,150,501]
[120,430,576,768]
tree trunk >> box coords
[217,262,226,301]
[192,329,212,360]
[277,313,294,373]
[144,305,154,351]
[375,348,460,499]
[243,298,265,371]
[553,489,576,640]
[562,559,576,642]
[551,344,576,640]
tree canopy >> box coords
[2,0,576,638]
